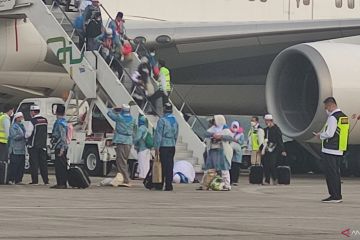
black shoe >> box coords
[50,185,58,189]
[322,197,343,203]
[29,182,39,185]
[164,189,173,191]
[56,185,67,189]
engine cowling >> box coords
[266,42,360,143]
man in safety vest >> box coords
[0,104,14,163]
[314,97,349,203]
[247,116,265,166]
[158,59,172,105]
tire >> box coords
[83,146,102,176]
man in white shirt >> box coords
[314,97,349,203]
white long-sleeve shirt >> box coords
[320,109,343,156]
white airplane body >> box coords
[1,0,360,144]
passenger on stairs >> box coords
[154,103,179,191]
[109,12,128,47]
[83,0,102,51]
[158,60,172,105]
[229,121,245,186]
[79,0,92,15]
[107,105,136,188]
[131,58,151,110]
[133,115,151,180]
[204,115,233,191]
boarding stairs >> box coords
[0,0,205,172]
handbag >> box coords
[152,156,162,184]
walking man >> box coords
[154,103,179,191]
[107,104,136,187]
[26,105,49,185]
[314,97,349,203]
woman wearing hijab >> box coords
[230,121,245,186]
[204,115,234,190]
[134,115,151,179]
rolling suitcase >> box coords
[67,165,91,189]
[277,166,291,185]
[249,165,263,184]
[0,161,9,185]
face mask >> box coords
[250,122,256,127]
[326,110,331,115]
[10,111,14,117]
[150,52,155,57]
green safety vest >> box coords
[322,115,350,151]
[248,128,260,151]
[160,67,172,92]
[0,113,8,144]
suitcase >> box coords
[128,159,138,180]
[277,166,291,185]
[0,161,9,185]
[67,166,91,189]
[249,165,263,184]
[143,161,162,190]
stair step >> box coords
[175,151,193,159]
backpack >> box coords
[66,123,74,145]
[144,131,154,149]
[209,176,225,191]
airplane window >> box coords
[348,0,355,9]
[335,0,343,8]
[260,0,267,2]
[17,102,34,121]
[303,0,310,5]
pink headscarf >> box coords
[231,121,244,134]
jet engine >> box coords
[266,42,360,143]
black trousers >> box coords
[29,147,49,184]
[160,147,175,191]
[322,153,342,199]
[230,162,241,184]
[55,149,68,186]
[0,143,8,162]
[263,151,278,183]
[9,154,25,184]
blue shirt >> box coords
[107,110,135,145]
[52,118,68,150]
[134,125,149,152]
[232,133,245,163]
[9,122,26,155]
[154,114,179,149]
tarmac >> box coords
[0,173,360,240]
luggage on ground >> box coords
[277,166,291,185]
[67,165,91,189]
[152,157,162,184]
[201,169,217,190]
[0,161,9,185]
[143,161,163,190]
[249,165,263,184]
[209,176,225,191]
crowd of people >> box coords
[0,104,68,188]
[197,114,282,191]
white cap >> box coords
[106,28,112,36]
[173,174,181,184]
[14,112,23,119]
[264,114,273,120]
[122,104,130,110]
[30,105,40,111]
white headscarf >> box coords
[208,115,226,134]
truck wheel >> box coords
[83,147,102,176]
